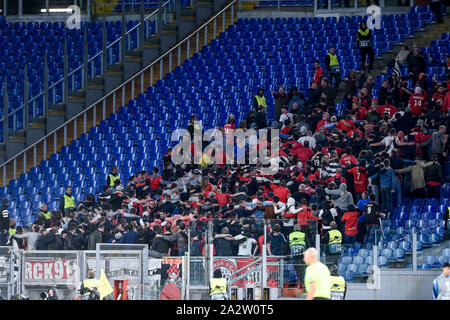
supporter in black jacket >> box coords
[64,228,77,250]
[254,106,267,129]
[407,46,427,86]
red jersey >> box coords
[295,205,319,226]
[339,154,357,166]
[314,67,324,84]
[337,119,354,132]
[215,192,230,206]
[408,94,427,115]
[271,184,290,203]
[347,166,368,193]
[341,211,360,236]
[377,104,398,118]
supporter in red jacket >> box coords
[341,205,360,245]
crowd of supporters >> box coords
[1,40,449,259]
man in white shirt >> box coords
[279,107,293,128]
[234,229,258,256]
[298,130,316,150]
[273,195,286,216]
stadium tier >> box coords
[0,18,156,140]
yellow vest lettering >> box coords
[255,95,267,109]
[330,275,346,300]
[64,195,75,209]
[289,231,306,255]
[210,278,227,296]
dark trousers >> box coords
[0,230,8,246]
[427,184,441,199]
[380,187,392,213]
[410,188,426,199]
[360,47,375,69]
[329,72,341,90]
[293,255,306,285]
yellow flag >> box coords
[99,268,113,300]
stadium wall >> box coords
[346,270,441,300]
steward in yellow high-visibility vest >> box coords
[253,87,267,111]
[324,222,343,255]
[356,21,374,70]
[107,165,120,187]
[329,265,346,300]
[80,269,101,300]
[289,224,306,256]
[39,203,51,220]
[59,186,76,212]
[210,269,228,300]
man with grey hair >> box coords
[298,130,316,150]
[303,247,331,300]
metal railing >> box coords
[0,0,237,187]
[0,0,172,146]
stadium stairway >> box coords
[0,1,239,187]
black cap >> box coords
[443,262,450,268]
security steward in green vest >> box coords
[325,46,341,90]
[59,186,76,213]
[252,87,267,111]
[329,264,346,300]
[322,222,343,262]
[289,224,310,288]
[39,203,51,221]
[209,269,228,300]
[80,269,101,300]
[106,165,120,188]
[357,21,374,70]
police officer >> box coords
[357,21,374,70]
[329,265,346,300]
[252,87,267,111]
[0,199,9,246]
[80,269,101,300]
[106,165,120,188]
[325,46,341,90]
[289,224,310,289]
[432,262,450,300]
[59,186,76,213]
[209,269,228,300]
[303,247,331,300]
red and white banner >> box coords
[24,260,75,283]
[212,258,280,288]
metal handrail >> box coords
[0,0,238,176]
[0,1,171,124]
